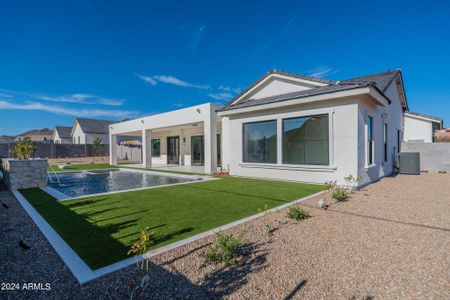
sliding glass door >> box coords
[191,135,204,166]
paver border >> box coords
[12,188,324,284]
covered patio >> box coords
[109,103,221,174]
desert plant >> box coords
[128,227,154,300]
[258,204,271,235]
[287,206,310,221]
[332,186,349,202]
[93,138,103,156]
[13,137,36,159]
[202,231,244,266]
[344,174,360,193]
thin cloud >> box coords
[134,73,157,85]
[38,93,124,106]
[307,66,338,78]
[0,92,13,98]
[190,24,206,51]
[208,92,233,101]
[136,73,210,90]
[0,88,124,106]
[218,86,242,94]
[0,100,135,118]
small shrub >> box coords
[13,137,36,160]
[332,186,349,202]
[344,174,360,192]
[128,227,154,300]
[202,231,244,266]
[258,204,271,235]
[287,206,310,221]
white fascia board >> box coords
[404,112,442,124]
[230,74,329,105]
[110,103,213,135]
[218,87,377,116]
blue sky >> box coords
[1,0,449,135]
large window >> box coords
[243,120,277,163]
[367,116,374,165]
[282,114,329,165]
[151,139,160,157]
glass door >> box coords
[167,136,180,164]
[191,135,204,166]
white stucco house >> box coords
[403,111,442,143]
[109,69,427,187]
[72,118,114,145]
[52,126,73,144]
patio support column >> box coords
[109,134,118,165]
[142,129,152,168]
[221,116,230,171]
[204,104,217,174]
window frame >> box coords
[384,123,388,162]
[242,119,278,164]
[281,114,330,166]
[151,138,161,157]
[367,116,374,165]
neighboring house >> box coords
[435,128,450,141]
[15,128,53,142]
[0,135,15,144]
[71,118,114,145]
[403,111,443,143]
[52,126,73,144]
[109,69,430,187]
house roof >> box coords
[218,69,405,112]
[16,128,53,137]
[54,126,72,138]
[74,118,114,134]
[404,111,443,123]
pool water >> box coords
[48,169,201,198]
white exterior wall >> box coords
[52,131,72,144]
[403,115,433,143]
[357,82,404,186]
[72,123,86,144]
[221,100,359,185]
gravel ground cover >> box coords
[1,173,449,299]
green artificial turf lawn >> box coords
[20,176,323,270]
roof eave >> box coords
[217,86,385,116]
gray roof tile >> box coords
[54,126,72,138]
[218,69,401,112]
[76,118,114,134]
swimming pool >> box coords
[47,169,203,199]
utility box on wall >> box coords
[0,158,48,190]
[399,152,420,175]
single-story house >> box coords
[109,69,433,187]
[403,111,443,143]
[15,128,53,142]
[52,126,73,144]
[71,118,114,145]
